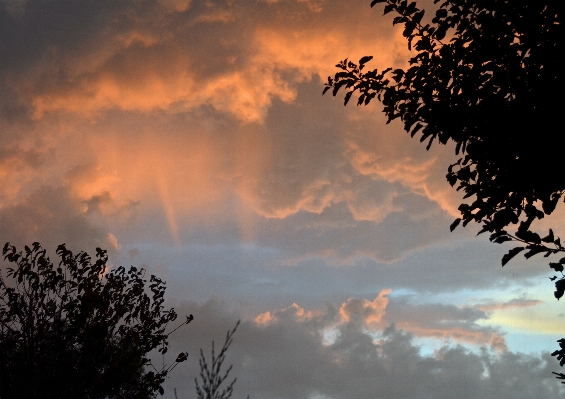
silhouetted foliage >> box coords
[195,321,249,399]
[0,242,193,399]
[174,321,249,399]
[324,0,562,381]
[553,339,565,382]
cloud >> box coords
[1,0,291,121]
[386,301,508,351]
[0,143,134,260]
[2,0,412,124]
[477,298,543,313]
[7,81,457,263]
[162,297,564,399]
[0,145,51,202]
[339,289,391,328]
[0,185,117,257]
[334,290,510,351]
[0,0,466,265]
[255,302,315,326]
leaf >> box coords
[489,230,507,241]
[449,218,461,232]
[426,135,435,150]
[434,8,448,20]
[446,174,457,186]
[542,196,559,214]
[552,371,565,383]
[476,225,489,236]
[359,55,374,67]
[434,24,448,40]
[393,16,406,25]
[493,236,512,244]
[412,10,425,25]
[515,228,541,245]
[344,91,353,106]
[555,279,565,300]
[524,245,547,259]
[501,247,525,266]
[550,263,564,273]
[403,21,416,38]
[411,122,423,136]
[541,229,554,243]
[175,352,188,363]
[383,4,395,14]
[370,0,386,7]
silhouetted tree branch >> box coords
[195,321,249,399]
[324,0,563,381]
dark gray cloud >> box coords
[0,184,118,256]
[118,232,551,323]
[161,298,564,399]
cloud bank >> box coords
[163,298,564,399]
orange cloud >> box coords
[339,289,392,328]
[254,292,508,351]
[81,127,230,241]
[1,0,464,260]
[346,140,461,218]
[11,0,413,125]
[255,303,314,326]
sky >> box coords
[0,0,564,398]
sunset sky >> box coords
[1,0,564,397]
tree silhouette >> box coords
[0,242,192,399]
[174,321,249,399]
[195,327,237,399]
[324,0,563,380]
[195,321,249,399]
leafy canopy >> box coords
[325,0,563,296]
[324,0,565,266]
[324,0,562,379]
[0,242,192,399]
